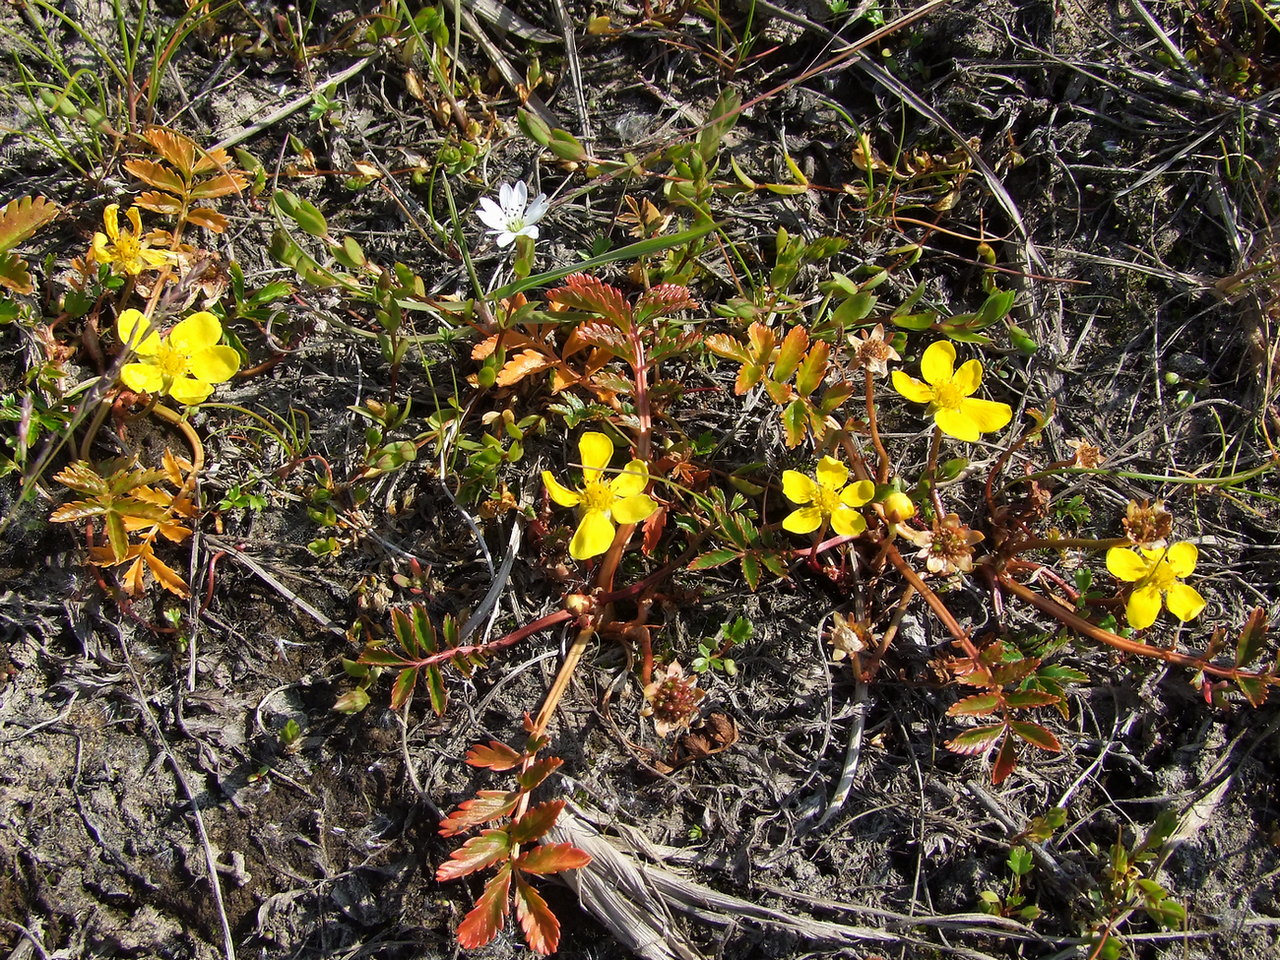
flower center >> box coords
[1143,559,1177,591]
[932,381,965,410]
[154,342,189,379]
[115,233,143,268]
[814,484,842,518]
[581,480,614,515]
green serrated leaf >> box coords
[690,548,740,570]
[741,554,761,591]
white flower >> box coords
[475,181,548,247]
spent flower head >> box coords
[781,456,874,538]
[1106,542,1205,630]
[1122,499,1173,550]
[476,181,549,247]
[892,340,1012,442]
[901,513,984,576]
[642,661,705,737]
[543,432,658,560]
[850,323,900,377]
[116,309,241,404]
[91,203,178,276]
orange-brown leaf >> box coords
[466,740,524,771]
[192,146,235,176]
[471,334,499,361]
[514,874,560,955]
[438,790,520,836]
[186,207,229,233]
[991,734,1018,784]
[456,862,511,949]
[547,273,631,329]
[496,349,554,387]
[190,171,248,199]
[144,550,190,597]
[0,195,58,252]
[124,158,186,194]
[134,191,184,216]
[143,127,197,177]
[0,252,33,295]
[509,801,565,846]
[122,555,148,597]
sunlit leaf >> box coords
[436,829,512,881]
[455,862,512,949]
[947,693,1001,717]
[514,874,560,955]
[466,740,524,770]
[509,800,564,845]
[946,723,1003,755]
[515,842,592,875]
[1009,720,1060,752]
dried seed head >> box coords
[642,662,705,737]
[828,612,872,662]
[1123,499,1172,549]
[849,324,901,377]
[922,513,984,576]
[1066,439,1102,469]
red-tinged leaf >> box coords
[124,158,186,194]
[1009,720,1061,752]
[412,604,438,653]
[391,607,413,650]
[634,283,697,324]
[122,555,147,597]
[689,548,740,571]
[436,829,512,882]
[514,874,560,955]
[746,322,776,362]
[185,207,228,233]
[1236,608,1269,667]
[357,648,407,667]
[573,321,628,352]
[1004,689,1062,709]
[794,340,829,397]
[466,740,524,771]
[144,127,197,176]
[772,325,809,382]
[945,723,1004,755]
[134,191,184,215]
[704,333,749,363]
[947,693,1001,717]
[456,862,512,949]
[780,399,807,448]
[991,734,1018,784]
[515,842,592,875]
[1236,675,1269,707]
[547,274,632,329]
[763,378,794,406]
[439,790,520,836]
[510,801,565,845]
[50,499,107,523]
[497,349,555,387]
[641,505,666,556]
[991,658,1040,686]
[425,664,448,717]
[516,755,563,791]
[471,334,499,361]
[390,666,417,710]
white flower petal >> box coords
[476,198,507,231]
[524,193,549,224]
[495,231,517,247]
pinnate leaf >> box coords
[438,789,520,836]
[1009,720,1061,752]
[515,841,592,875]
[510,800,565,845]
[1004,689,1062,709]
[124,159,186,194]
[466,740,524,770]
[456,862,512,949]
[390,666,417,710]
[689,548,740,570]
[634,283,696,324]
[1236,607,1268,667]
[435,828,512,881]
[547,273,631,329]
[516,755,563,791]
[772,325,808,382]
[0,195,58,251]
[514,874,560,955]
[945,723,1004,755]
[947,693,1001,717]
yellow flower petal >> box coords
[103,203,121,241]
[116,309,161,355]
[91,233,110,263]
[815,456,848,491]
[920,340,956,386]
[957,397,1012,435]
[542,470,581,507]
[1107,547,1150,583]
[612,493,658,524]
[168,311,222,354]
[125,205,143,235]
[953,358,983,396]
[783,506,823,534]
[840,479,876,508]
[167,376,214,405]
[121,362,163,393]
[1126,584,1163,629]
[570,509,615,559]
[1165,581,1205,622]
[609,459,649,498]
[933,406,981,442]
[782,470,817,505]
[830,507,867,537]
[578,432,613,480]
[1165,542,1198,578]
[187,346,240,384]
[892,370,934,405]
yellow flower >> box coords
[116,309,241,405]
[891,341,1012,442]
[781,456,874,537]
[1106,542,1206,630]
[543,432,658,560]
[91,204,177,276]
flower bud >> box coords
[564,593,593,617]
[881,491,916,524]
